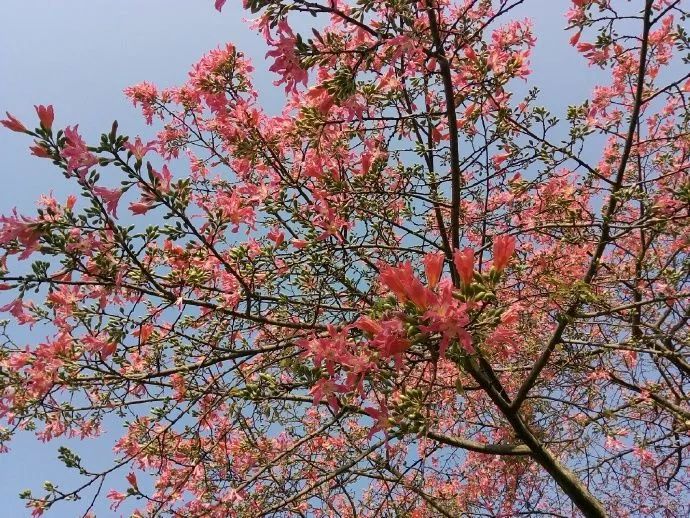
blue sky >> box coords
[0,1,597,515]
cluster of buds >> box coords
[401,312,428,346]
[451,273,499,304]
[389,388,427,434]
[368,295,400,320]
[237,372,279,400]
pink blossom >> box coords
[266,20,308,94]
[124,82,159,124]
[343,352,377,395]
[0,298,37,325]
[211,188,255,232]
[126,472,139,490]
[62,125,98,175]
[149,164,173,192]
[133,324,154,345]
[34,105,54,130]
[29,143,51,158]
[0,112,27,133]
[298,325,351,376]
[355,315,383,336]
[82,334,117,358]
[0,209,41,259]
[633,446,655,468]
[369,319,410,359]
[492,235,516,272]
[379,262,436,309]
[422,281,472,356]
[47,285,81,313]
[453,247,474,285]
[92,186,123,218]
[364,405,390,437]
[604,435,625,451]
[107,490,127,511]
[267,227,285,247]
[30,502,47,518]
[309,377,346,411]
[423,252,445,289]
[124,136,157,161]
[129,200,154,215]
[464,46,478,62]
[492,152,510,168]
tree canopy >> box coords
[1,0,690,516]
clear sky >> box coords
[0,1,597,515]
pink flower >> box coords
[309,377,346,411]
[486,304,522,357]
[453,247,474,285]
[148,164,173,192]
[107,489,127,511]
[34,105,54,130]
[492,235,516,272]
[124,136,156,161]
[369,319,410,359]
[422,282,472,357]
[266,20,308,94]
[47,285,81,312]
[30,143,51,158]
[0,209,41,259]
[124,82,159,124]
[213,188,256,232]
[129,200,154,215]
[82,333,117,358]
[62,126,98,175]
[364,405,390,437]
[215,0,227,11]
[1,112,27,133]
[126,472,139,490]
[298,325,351,376]
[492,152,510,168]
[343,352,377,395]
[133,324,154,345]
[355,315,383,336]
[633,446,655,467]
[0,298,35,325]
[423,252,445,289]
[92,186,123,218]
[379,264,409,300]
[379,262,436,309]
[267,227,285,247]
[30,502,47,518]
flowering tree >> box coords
[1,0,690,515]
